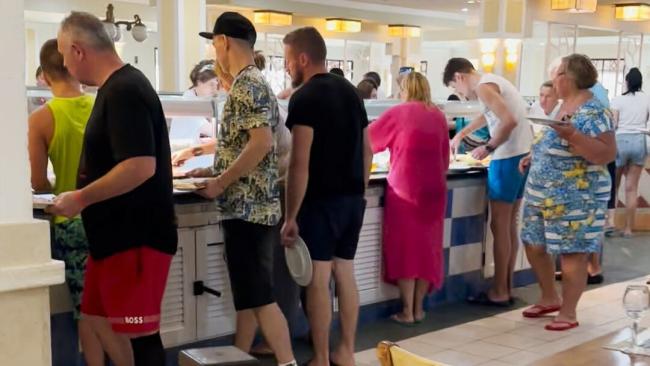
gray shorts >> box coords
[616,133,647,167]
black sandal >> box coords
[467,292,511,307]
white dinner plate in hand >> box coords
[527,116,569,127]
[285,236,313,286]
[33,194,56,209]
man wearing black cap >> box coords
[191,12,297,366]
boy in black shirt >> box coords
[281,27,372,366]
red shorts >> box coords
[81,246,173,334]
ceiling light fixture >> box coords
[461,7,469,12]
[102,3,147,43]
[388,24,421,38]
[615,3,650,21]
[326,18,362,33]
[550,0,598,13]
[253,10,293,26]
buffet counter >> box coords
[47,169,494,364]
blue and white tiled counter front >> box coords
[47,171,536,365]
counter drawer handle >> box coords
[193,280,222,297]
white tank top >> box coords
[479,74,533,160]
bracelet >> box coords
[192,146,203,157]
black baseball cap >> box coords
[199,12,256,47]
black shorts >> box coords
[222,219,276,311]
[298,195,366,261]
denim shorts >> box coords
[616,133,647,167]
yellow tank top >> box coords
[47,95,94,223]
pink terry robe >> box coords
[369,101,449,291]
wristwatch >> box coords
[485,144,496,153]
[192,146,203,156]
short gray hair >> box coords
[61,11,115,52]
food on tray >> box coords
[173,178,208,191]
[451,153,490,167]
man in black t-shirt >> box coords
[50,12,176,366]
[280,27,372,366]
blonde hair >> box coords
[402,72,433,107]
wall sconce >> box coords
[102,3,147,43]
[615,3,650,21]
[550,0,598,13]
[388,24,421,38]
[326,18,362,33]
[253,10,293,26]
[504,38,520,66]
[479,39,497,72]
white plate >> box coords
[449,162,472,172]
[527,116,569,127]
[285,236,313,287]
[33,194,55,209]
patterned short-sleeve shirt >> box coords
[525,97,613,207]
[213,65,281,225]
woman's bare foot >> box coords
[390,313,415,325]
[414,309,426,323]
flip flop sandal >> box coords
[414,313,427,324]
[467,292,511,307]
[545,320,579,331]
[390,314,416,327]
[522,304,561,318]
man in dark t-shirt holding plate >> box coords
[50,12,176,366]
[280,27,373,366]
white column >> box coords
[158,0,207,92]
[0,1,64,365]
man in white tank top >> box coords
[444,58,533,307]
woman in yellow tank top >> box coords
[28,39,93,320]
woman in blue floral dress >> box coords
[519,54,616,331]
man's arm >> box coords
[284,125,313,222]
[79,156,156,206]
[28,107,54,193]
[219,127,273,186]
[362,128,372,188]
[49,156,156,218]
[477,83,518,148]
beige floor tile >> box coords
[495,310,548,325]
[452,340,518,359]
[467,317,525,332]
[409,330,474,349]
[508,324,572,342]
[498,350,546,365]
[478,361,517,366]
[428,350,487,366]
[396,339,445,359]
[355,349,378,364]
[481,332,547,350]
[529,331,600,357]
[446,323,503,339]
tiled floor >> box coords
[352,232,650,366]
[249,234,650,365]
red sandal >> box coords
[522,304,561,318]
[545,320,579,331]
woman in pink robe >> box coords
[369,72,449,325]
